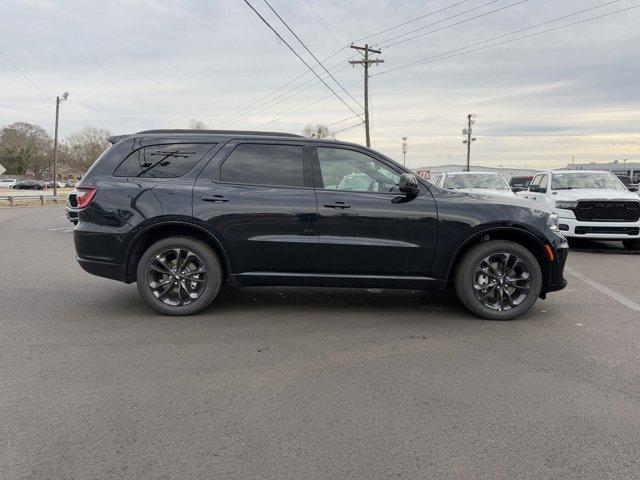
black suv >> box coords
[71,130,568,320]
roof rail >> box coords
[135,129,303,138]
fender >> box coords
[123,218,233,279]
[444,224,548,281]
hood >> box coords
[551,188,639,202]
[455,188,515,198]
[440,188,552,213]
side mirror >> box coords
[398,173,420,197]
[511,186,522,193]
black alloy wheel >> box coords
[136,236,223,315]
[472,252,532,311]
[455,240,542,320]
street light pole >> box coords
[402,137,408,166]
[52,92,68,197]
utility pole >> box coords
[52,92,69,197]
[462,114,476,171]
[402,137,408,166]
[349,44,383,147]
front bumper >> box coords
[545,243,568,293]
[557,217,640,239]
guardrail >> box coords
[0,194,67,207]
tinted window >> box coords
[220,144,304,187]
[317,147,400,193]
[114,143,214,178]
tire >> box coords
[622,239,640,250]
[136,236,223,316]
[454,240,542,320]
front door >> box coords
[193,140,318,274]
[312,144,438,277]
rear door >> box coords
[312,144,438,276]
[193,139,318,274]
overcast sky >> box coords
[1,0,639,168]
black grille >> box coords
[575,226,639,235]
[575,200,640,222]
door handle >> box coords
[324,201,350,209]
[202,195,230,203]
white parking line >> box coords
[48,227,74,232]
[565,266,640,312]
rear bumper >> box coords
[77,257,127,282]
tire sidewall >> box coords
[456,241,542,320]
[136,237,222,316]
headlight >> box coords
[555,200,577,209]
[547,212,559,230]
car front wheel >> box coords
[136,236,223,316]
[454,240,542,320]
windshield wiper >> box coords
[554,187,573,190]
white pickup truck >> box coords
[517,170,640,249]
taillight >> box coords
[76,187,98,209]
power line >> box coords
[305,0,346,54]
[373,2,640,77]
[352,0,474,44]
[262,0,363,111]
[224,62,354,127]
[263,78,362,125]
[0,50,53,102]
[243,0,363,120]
[330,121,365,136]
[381,0,528,49]
[331,0,354,41]
[348,0,367,35]
[327,114,362,127]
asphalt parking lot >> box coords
[2,206,640,479]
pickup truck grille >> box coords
[575,200,640,222]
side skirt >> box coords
[230,272,446,290]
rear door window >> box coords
[114,143,214,178]
[219,144,304,188]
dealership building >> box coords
[414,164,538,181]
[565,160,640,180]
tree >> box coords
[189,119,208,130]
[65,127,111,171]
[302,124,334,139]
[0,122,52,176]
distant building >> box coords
[566,160,640,180]
[414,164,538,181]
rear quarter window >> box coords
[113,143,215,178]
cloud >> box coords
[1,0,639,168]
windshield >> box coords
[551,172,627,191]
[443,173,509,191]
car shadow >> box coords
[568,238,640,254]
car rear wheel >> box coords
[454,240,542,320]
[136,236,223,316]
[622,239,640,250]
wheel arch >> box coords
[445,226,550,296]
[123,220,232,283]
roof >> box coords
[108,129,305,145]
[444,171,505,175]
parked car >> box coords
[0,178,17,188]
[517,170,640,249]
[45,180,65,189]
[509,176,533,192]
[71,129,567,320]
[434,171,516,198]
[12,180,45,190]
